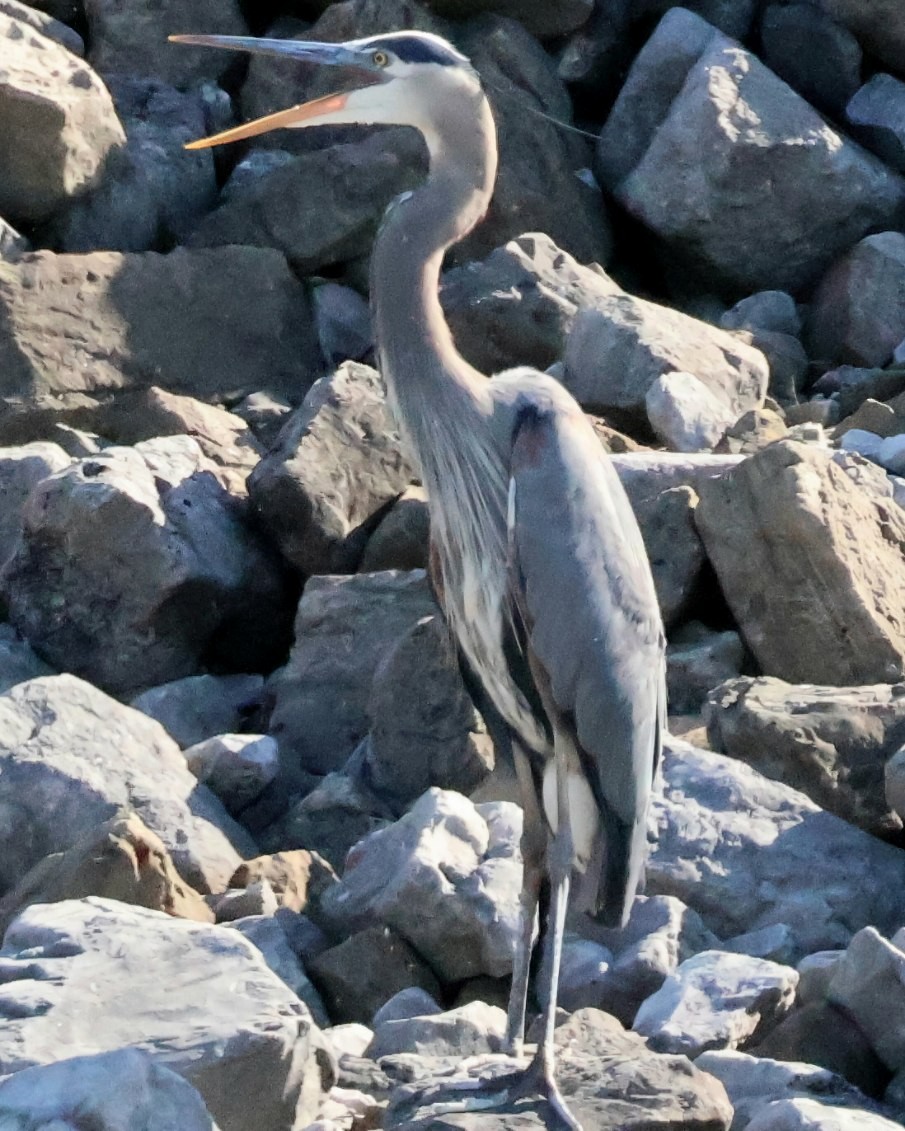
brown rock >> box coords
[360,486,431,573]
[695,440,905,684]
[229,850,337,915]
[0,812,213,937]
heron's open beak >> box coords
[168,34,382,150]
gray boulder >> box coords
[745,1098,904,1131]
[0,624,55,694]
[846,75,905,175]
[646,370,738,451]
[667,625,745,714]
[814,0,905,75]
[0,441,70,566]
[828,927,905,1072]
[131,674,264,748]
[720,291,801,338]
[367,1001,507,1059]
[0,216,28,263]
[0,0,84,53]
[760,3,862,116]
[184,734,279,816]
[0,898,330,1131]
[596,8,905,294]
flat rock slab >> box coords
[745,1097,904,1131]
[0,247,319,404]
[0,674,255,895]
[649,736,905,957]
[0,898,328,1131]
[695,440,905,684]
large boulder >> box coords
[694,440,905,684]
[0,441,70,566]
[814,0,905,75]
[0,674,256,896]
[0,12,125,225]
[596,8,905,295]
[0,898,331,1131]
[846,75,905,175]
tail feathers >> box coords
[594,807,649,929]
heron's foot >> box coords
[409,1051,582,1131]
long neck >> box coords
[370,88,498,485]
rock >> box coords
[846,75,905,176]
[46,76,216,254]
[368,1002,507,1059]
[268,571,436,781]
[633,950,798,1056]
[233,390,293,450]
[0,811,213,937]
[0,13,125,225]
[0,1048,220,1131]
[229,914,329,1027]
[815,365,905,418]
[131,674,264,748]
[666,625,745,714]
[834,399,903,440]
[885,745,905,822]
[0,247,319,404]
[760,3,862,116]
[646,370,738,451]
[797,952,843,1006]
[373,988,443,1029]
[696,1049,884,1131]
[428,0,592,39]
[596,9,905,295]
[705,677,905,837]
[314,281,373,368]
[365,614,493,808]
[229,851,337,917]
[325,1023,375,1059]
[876,434,905,475]
[440,232,620,376]
[188,130,423,275]
[184,734,279,815]
[248,362,413,575]
[211,881,281,922]
[720,291,802,338]
[562,295,768,427]
[319,790,522,983]
[745,1098,903,1131]
[694,440,905,684]
[0,440,70,565]
[0,674,256,896]
[386,1007,733,1129]
[2,449,288,696]
[360,486,430,573]
[807,234,905,369]
[828,928,905,1072]
[649,736,905,957]
[0,623,55,692]
[614,451,744,499]
[309,925,443,1025]
[813,0,905,76]
[743,330,810,406]
[85,0,247,87]
[0,0,83,54]
[0,216,28,263]
[557,936,614,1013]
[723,924,798,966]
[0,898,330,1131]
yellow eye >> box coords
[372,50,389,67]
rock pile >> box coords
[4,1,905,1129]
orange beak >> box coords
[181,91,350,150]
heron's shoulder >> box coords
[489,367,582,419]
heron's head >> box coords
[169,30,483,159]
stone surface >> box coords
[319,790,522,983]
[0,811,213,937]
[721,292,801,340]
[185,734,279,816]
[596,8,905,295]
[0,12,125,225]
[695,440,905,685]
[0,898,330,1131]
[130,674,264,749]
[706,677,905,837]
[0,440,70,566]
[0,248,319,404]
[368,1002,507,1060]
[761,3,862,116]
[360,486,431,573]
[646,370,738,451]
[828,928,905,1071]
[633,950,798,1056]
[229,914,329,1027]
[814,0,905,76]
[562,294,768,426]
[0,1048,220,1131]
[249,362,412,575]
[0,623,55,692]
[745,1098,903,1131]
[229,851,337,917]
[846,75,905,175]
[667,626,745,714]
[372,988,443,1028]
[0,674,255,896]
[0,0,83,53]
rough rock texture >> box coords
[695,440,905,685]
[0,248,319,403]
[706,677,905,836]
[814,0,905,75]
[760,3,862,116]
[667,626,745,714]
[0,674,255,896]
[248,362,413,575]
[367,1001,507,1059]
[0,898,330,1131]
[827,928,905,1072]
[745,1099,904,1131]
[646,370,738,452]
[184,734,280,816]
[0,623,55,692]
[846,75,905,176]
[597,8,905,295]
[319,790,523,982]
[0,12,125,225]
[130,674,265,749]
[0,440,70,565]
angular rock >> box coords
[0,0,84,54]
[797,952,843,1006]
[0,1048,219,1131]
[440,232,620,376]
[319,790,522,982]
[816,364,905,418]
[557,936,613,1014]
[229,914,329,1027]
[131,674,264,748]
[646,370,738,451]
[0,440,70,566]
[85,0,247,87]
[667,625,745,714]
[0,811,213,937]
[368,1001,507,1059]
[0,247,319,404]
[185,734,279,816]
[846,75,905,176]
[721,291,801,338]
[2,449,287,695]
[360,486,431,573]
[309,925,443,1025]
[313,281,373,367]
[649,736,905,957]
[806,233,905,369]
[706,676,905,837]
[760,3,862,116]
[596,9,905,295]
[814,0,905,76]
[0,216,28,263]
[268,571,436,781]
[633,950,798,1056]
[695,440,905,684]
[372,988,442,1028]
[0,13,125,225]
[229,851,337,917]
[828,928,905,1072]
[0,674,256,896]
[562,294,768,426]
[0,898,330,1131]
[745,1098,903,1131]
[0,623,55,693]
[428,0,592,39]
[211,882,279,923]
[249,362,412,575]
[365,614,493,807]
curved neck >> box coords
[370,87,498,476]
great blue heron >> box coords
[172,29,666,1129]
